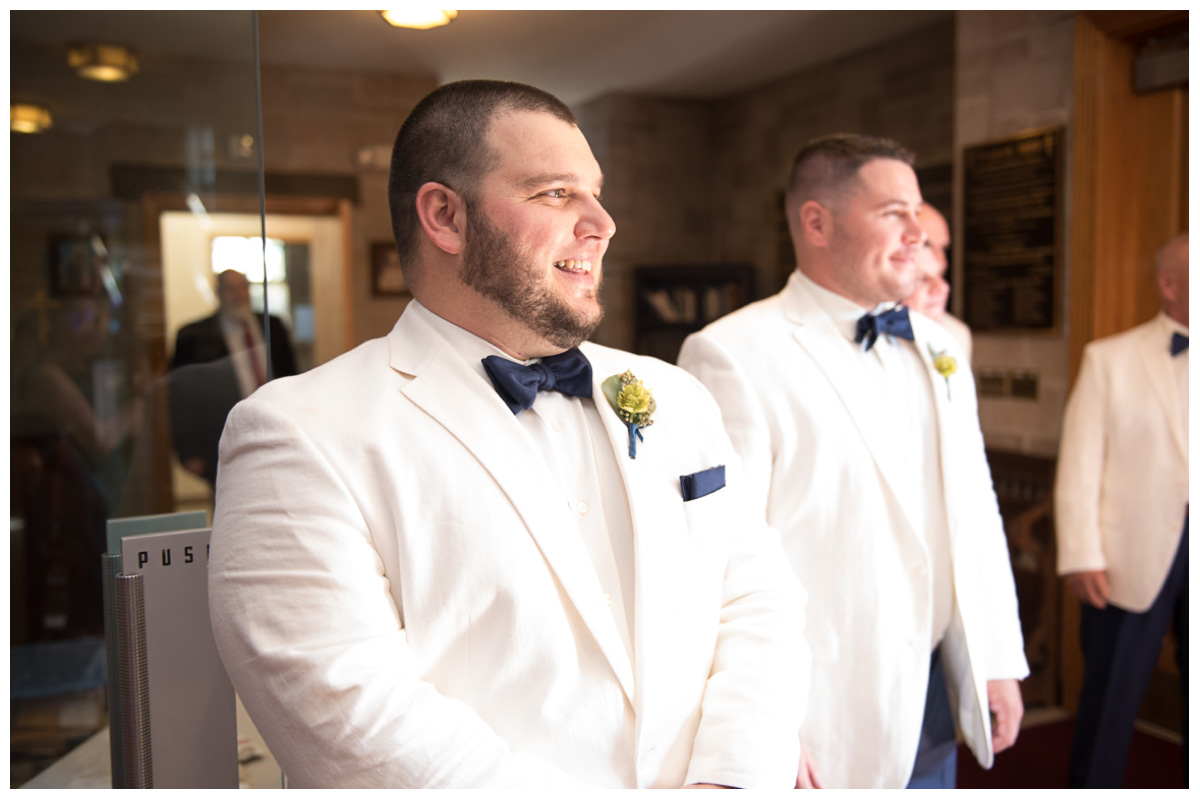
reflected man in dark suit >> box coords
[169,269,297,486]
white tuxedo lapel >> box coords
[583,346,711,722]
[584,348,683,539]
[390,312,635,703]
[1136,323,1187,462]
[911,317,958,534]
[583,348,685,707]
[782,282,921,539]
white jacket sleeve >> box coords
[1054,344,1110,575]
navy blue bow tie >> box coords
[1171,332,1188,356]
[855,306,914,352]
[482,348,593,414]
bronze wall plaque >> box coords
[962,128,1063,333]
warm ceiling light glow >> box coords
[68,44,139,82]
[380,9,457,30]
[11,104,52,134]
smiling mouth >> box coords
[553,260,592,274]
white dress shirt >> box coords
[413,301,636,661]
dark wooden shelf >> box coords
[633,263,755,363]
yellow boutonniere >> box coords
[927,345,957,400]
[602,370,656,458]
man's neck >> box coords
[795,265,875,311]
[219,306,254,324]
[416,290,561,361]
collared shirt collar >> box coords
[792,269,898,346]
[405,299,535,384]
[1159,310,1188,338]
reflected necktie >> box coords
[482,348,593,414]
[243,319,267,386]
[855,306,914,352]
[1171,332,1188,356]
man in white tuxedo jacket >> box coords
[1056,232,1189,788]
[679,134,1028,789]
[207,80,808,789]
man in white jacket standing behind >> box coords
[900,204,973,362]
[1055,232,1189,788]
[207,80,808,789]
[680,133,1028,789]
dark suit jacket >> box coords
[169,313,297,485]
[171,313,297,379]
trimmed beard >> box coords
[459,208,603,351]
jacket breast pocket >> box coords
[679,467,730,542]
[679,465,725,502]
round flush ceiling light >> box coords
[11,104,53,134]
[68,43,139,82]
[379,9,458,30]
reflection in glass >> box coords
[9,10,260,785]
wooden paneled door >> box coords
[1063,10,1188,727]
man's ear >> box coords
[798,199,833,248]
[1158,264,1183,306]
[416,182,467,255]
[1157,269,1173,304]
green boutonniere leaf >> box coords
[603,370,656,458]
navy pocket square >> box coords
[680,465,725,502]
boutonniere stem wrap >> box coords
[602,370,656,459]
[927,344,957,400]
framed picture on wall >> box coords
[48,233,105,296]
[370,241,408,297]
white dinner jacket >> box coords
[678,271,1028,789]
[208,303,808,789]
[1055,314,1189,611]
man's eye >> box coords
[544,189,567,199]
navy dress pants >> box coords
[1069,517,1189,788]
[907,646,958,789]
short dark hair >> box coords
[387,80,577,270]
[787,133,915,208]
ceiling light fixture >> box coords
[379,9,457,30]
[68,43,139,82]
[11,104,53,134]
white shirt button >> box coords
[576,501,588,515]
[603,593,613,606]
[552,420,564,432]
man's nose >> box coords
[905,215,927,245]
[577,195,616,241]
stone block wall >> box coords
[578,94,717,351]
[259,65,437,345]
[710,16,956,298]
[956,11,1076,456]
[579,17,956,351]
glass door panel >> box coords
[10,10,262,785]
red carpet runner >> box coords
[956,717,1186,788]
